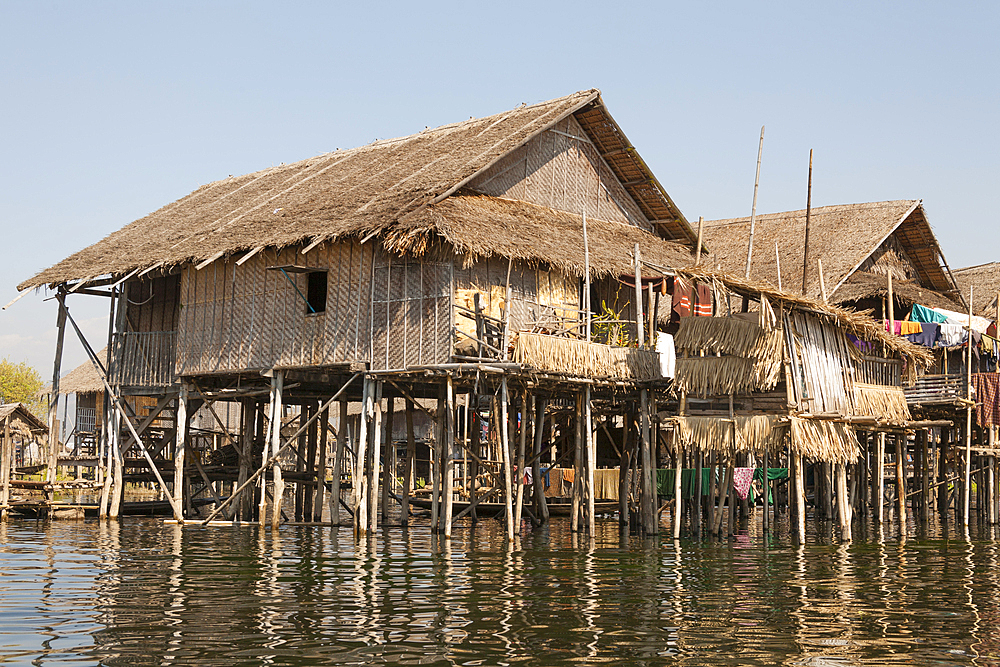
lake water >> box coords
[2,515,1000,666]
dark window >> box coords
[306,271,327,314]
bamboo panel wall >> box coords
[174,240,376,375]
[371,249,453,370]
[124,274,180,332]
[468,116,649,229]
[784,311,855,415]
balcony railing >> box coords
[903,373,967,406]
[111,331,177,387]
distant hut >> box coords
[0,403,48,519]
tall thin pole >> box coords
[801,149,814,295]
[774,242,782,291]
[695,216,704,265]
[965,285,974,528]
[583,211,591,342]
[744,126,765,278]
[634,244,645,349]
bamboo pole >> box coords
[402,399,415,527]
[896,435,907,534]
[572,391,583,533]
[876,432,885,527]
[744,126,765,278]
[331,400,347,526]
[533,397,549,523]
[270,371,285,530]
[443,376,456,538]
[801,149,813,295]
[0,417,10,520]
[381,395,393,526]
[836,463,852,541]
[774,242,782,291]
[762,448,769,533]
[314,403,327,522]
[634,244,645,348]
[431,390,442,533]
[46,291,67,505]
[640,389,655,534]
[500,378,514,541]
[585,386,595,535]
[673,390,685,539]
[368,382,382,534]
[354,377,371,536]
[694,450,703,537]
[695,216,704,265]
[173,383,189,522]
[514,391,529,535]
[964,285,974,528]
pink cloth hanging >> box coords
[733,467,754,501]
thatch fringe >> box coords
[675,357,758,396]
[852,383,911,423]
[672,316,784,397]
[514,333,660,380]
[672,415,787,457]
[789,417,860,464]
[674,316,764,357]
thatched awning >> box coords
[831,271,962,311]
[954,261,1000,317]
[19,90,696,292]
[0,403,47,435]
[389,193,694,278]
[56,348,107,395]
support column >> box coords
[836,462,852,542]
[354,378,371,536]
[514,390,529,536]
[876,432,885,527]
[443,376,455,538]
[173,382,189,522]
[673,441,683,540]
[964,407,973,529]
[1,417,11,521]
[584,386,595,535]
[896,435,907,534]
[533,397,549,524]
[380,395,394,526]
[109,404,123,519]
[314,402,328,522]
[431,389,443,532]
[367,382,383,534]
[331,400,347,526]
[46,291,68,502]
[572,391,583,533]
[640,389,656,535]
[500,377,514,541]
[270,371,285,530]
[401,399,415,527]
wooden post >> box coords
[895,436,907,533]
[673,440,683,539]
[47,291,68,501]
[443,376,455,538]
[173,382,189,522]
[270,371,285,530]
[989,426,997,525]
[876,432,885,527]
[694,450,703,537]
[792,451,806,544]
[634,244,645,348]
[762,449,769,533]
[585,386,595,535]
[514,390,529,535]
[744,125,765,278]
[640,389,656,535]
[836,463,852,541]
[368,382,383,533]
[431,391,443,532]
[354,378,371,536]
[920,429,930,525]
[1,416,11,521]
[618,413,631,529]
[500,377,514,541]
[381,396,394,526]
[695,216,704,265]
[801,149,813,295]
[314,402,328,522]
[402,399,415,527]
[331,400,347,526]
[572,391,583,533]
[533,397,549,524]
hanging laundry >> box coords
[931,307,993,334]
[847,334,875,353]
[693,282,713,317]
[884,320,902,335]
[910,303,949,324]
[905,322,940,347]
[972,373,1000,428]
[900,321,922,335]
[938,323,967,347]
[732,468,754,501]
[656,332,675,378]
[672,277,692,318]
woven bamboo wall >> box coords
[175,241,376,375]
[453,259,580,344]
[468,116,649,229]
[784,311,855,414]
[124,274,180,332]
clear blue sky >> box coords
[2,1,998,378]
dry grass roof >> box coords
[389,193,695,277]
[701,201,956,302]
[669,266,934,368]
[0,403,48,434]
[832,271,963,311]
[56,348,107,395]
[20,90,695,291]
[954,262,1000,317]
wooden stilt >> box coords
[173,383,189,521]
[640,389,656,535]
[896,435,907,534]
[368,382,383,534]
[314,402,328,522]
[836,463,852,541]
[331,400,347,526]
[761,449,769,533]
[46,291,68,506]
[109,406,123,519]
[584,386,595,535]
[964,408,973,528]
[694,450,703,537]
[0,417,11,521]
[673,442,683,539]
[500,377,515,541]
[431,391,443,533]
[792,452,806,544]
[381,396,394,526]
[572,391,583,533]
[514,390,529,535]
[354,378,371,536]
[533,397,549,524]
[402,399,415,527]
[876,432,885,527]
[443,376,456,538]
[269,371,285,530]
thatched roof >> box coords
[831,271,963,311]
[56,348,106,395]
[20,90,696,292]
[701,201,958,303]
[0,403,48,435]
[389,193,694,277]
[954,262,1000,317]
[667,266,934,368]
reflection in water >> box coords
[2,518,1000,665]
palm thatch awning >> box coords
[0,403,48,435]
[700,200,958,303]
[19,90,696,292]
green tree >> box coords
[0,358,45,418]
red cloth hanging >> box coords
[672,277,692,318]
[693,283,713,317]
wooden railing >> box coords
[111,331,177,387]
[903,373,967,406]
[854,355,902,386]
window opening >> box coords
[306,270,327,314]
